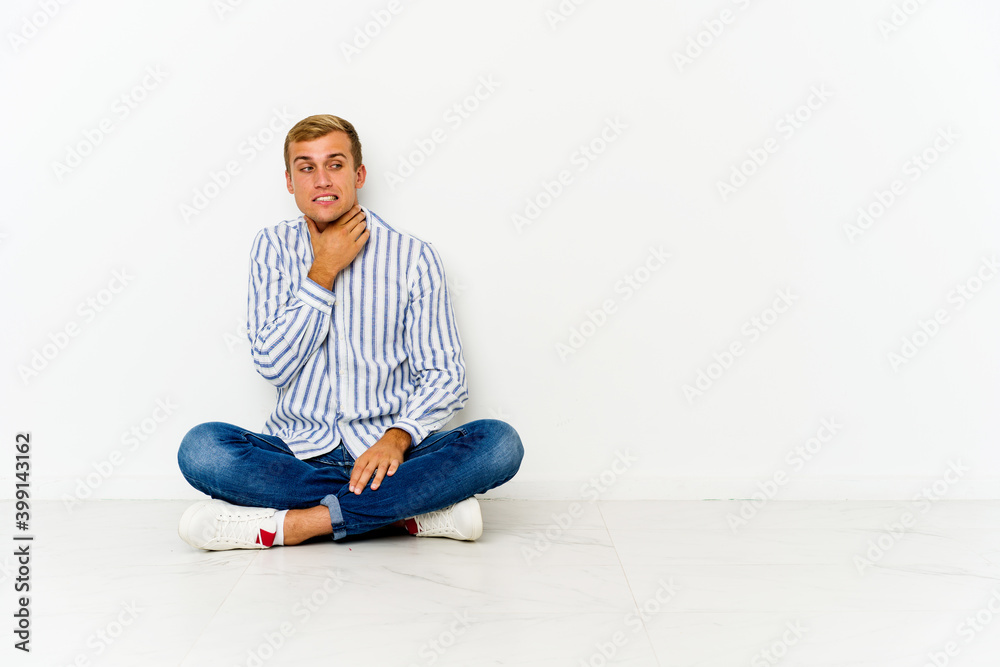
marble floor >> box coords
[4,498,1000,666]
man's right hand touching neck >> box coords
[305,205,370,291]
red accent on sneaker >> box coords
[404,518,418,535]
[257,529,276,547]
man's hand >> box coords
[306,205,369,290]
[348,428,412,494]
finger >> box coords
[370,464,387,490]
[349,205,366,223]
[386,458,400,477]
[347,214,367,236]
[348,220,366,240]
[353,460,379,495]
[348,457,368,493]
[336,204,362,227]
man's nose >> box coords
[314,168,332,187]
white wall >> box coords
[2,0,998,503]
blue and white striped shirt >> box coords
[246,206,468,460]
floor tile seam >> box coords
[596,500,666,666]
[176,550,261,665]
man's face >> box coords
[285,131,366,230]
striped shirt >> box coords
[246,206,468,460]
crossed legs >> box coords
[176,419,523,545]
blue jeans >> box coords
[176,419,523,540]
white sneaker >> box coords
[409,497,483,541]
[179,499,278,550]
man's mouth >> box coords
[313,195,338,202]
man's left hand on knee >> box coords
[348,428,411,494]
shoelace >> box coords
[214,508,270,545]
[414,504,456,536]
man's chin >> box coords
[305,207,346,227]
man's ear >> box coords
[354,164,367,190]
[286,170,294,194]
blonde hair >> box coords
[283,114,363,173]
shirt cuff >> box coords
[297,277,336,311]
[388,419,425,449]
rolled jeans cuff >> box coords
[320,493,347,541]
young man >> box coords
[176,115,523,550]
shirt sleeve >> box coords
[389,242,469,446]
[246,229,335,388]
